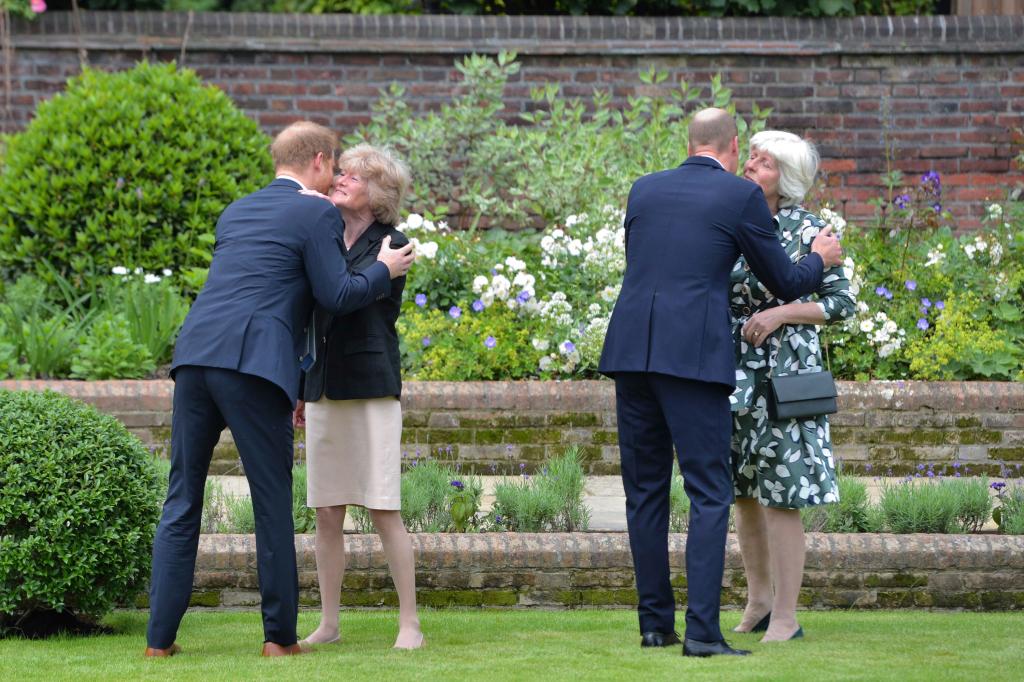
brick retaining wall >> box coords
[3,380,1022,476]
[5,13,1024,227]
[164,532,1024,610]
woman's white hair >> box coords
[748,130,819,208]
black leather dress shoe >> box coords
[640,631,682,648]
[683,638,751,657]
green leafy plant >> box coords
[103,274,189,366]
[802,476,883,533]
[669,467,690,533]
[992,481,1024,535]
[70,311,156,380]
[878,478,990,534]
[292,464,316,534]
[0,390,162,635]
[490,448,590,532]
[0,61,272,295]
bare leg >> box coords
[761,507,805,642]
[303,505,346,644]
[369,509,424,649]
[733,498,774,632]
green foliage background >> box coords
[0,61,272,294]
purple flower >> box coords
[516,290,531,304]
[991,481,1007,492]
[422,336,431,347]
[135,187,144,200]
[495,514,503,523]
[484,335,497,349]
[520,462,526,472]
[894,194,911,210]
[115,177,125,190]
[935,300,945,310]
[932,203,942,213]
[449,306,462,319]
[865,463,873,472]
[952,460,961,469]
[472,299,485,312]
[905,280,917,291]
[920,171,942,195]
[916,318,929,331]
[450,480,465,491]
[415,293,427,307]
[954,472,961,478]
[561,340,576,354]
[917,463,925,471]
[927,470,935,478]
[875,286,888,297]
[921,298,932,309]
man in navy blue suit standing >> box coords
[145,122,415,658]
[599,108,843,657]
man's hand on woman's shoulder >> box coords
[810,226,843,268]
[378,235,415,279]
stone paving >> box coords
[210,475,1003,532]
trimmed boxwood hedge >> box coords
[0,390,162,636]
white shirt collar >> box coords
[275,174,308,191]
[694,153,725,169]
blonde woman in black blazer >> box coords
[294,144,423,649]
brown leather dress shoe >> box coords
[261,642,307,657]
[144,643,181,657]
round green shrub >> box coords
[0,390,162,634]
[0,61,273,292]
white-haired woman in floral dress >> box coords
[729,130,857,642]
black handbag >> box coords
[764,329,838,421]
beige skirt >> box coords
[305,397,402,510]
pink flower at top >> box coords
[30,0,46,13]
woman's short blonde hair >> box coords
[748,130,819,208]
[337,144,411,226]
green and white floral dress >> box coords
[729,206,857,509]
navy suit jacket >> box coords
[171,178,391,406]
[598,156,825,388]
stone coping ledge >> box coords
[3,379,1022,413]
[211,532,1024,572]
[10,12,1024,55]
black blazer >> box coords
[302,221,408,402]
[171,178,391,406]
[599,156,824,387]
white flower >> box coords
[987,203,1003,220]
[879,342,895,358]
[144,274,161,284]
[472,275,489,293]
[964,243,976,259]
[162,268,173,277]
[133,267,144,275]
[413,240,438,260]
[532,338,550,351]
[600,286,620,303]
[505,256,526,272]
[859,320,875,333]
[111,266,128,276]
[404,213,424,230]
[924,244,945,267]
[588,303,602,316]
[539,356,553,371]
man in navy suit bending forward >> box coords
[145,122,414,657]
[598,108,843,657]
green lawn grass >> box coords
[1,609,1020,681]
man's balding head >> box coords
[688,108,737,153]
[687,108,740,172]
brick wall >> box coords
[4,13,1023,227]
[160,532,1024,610]
[3,379,1022,476]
